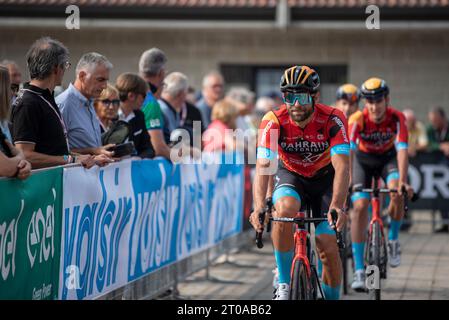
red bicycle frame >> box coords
[367,179,387,250]
[292,212,312,279]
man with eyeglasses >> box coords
[348,77,414,291]
[11,37,97,169]
[56,52,115,166]
[250,65,350,300]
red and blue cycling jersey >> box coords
[257,103,350,178]
[348,106,408,154]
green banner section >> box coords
[0,168,62,300]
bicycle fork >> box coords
[366,192,388,281]
[291,214,324,299]
[292,227,312,277]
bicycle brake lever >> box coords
[330,209,345,250]
[265,197,273,233]
[266,197,273,210]
[330,209,338,229]
[255,209,266,249]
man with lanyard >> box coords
[348,77,414,291]
[11,37,98,169]
[250,65,350,300]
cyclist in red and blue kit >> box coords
[250,65,350,300]
[348,77,414,291]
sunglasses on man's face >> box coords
[101,99,120,107]
[283,92,313,106]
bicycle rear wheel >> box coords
[368,221,382,300]
[290,259,311,300]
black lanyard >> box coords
[23,88,70,151]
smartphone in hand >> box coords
[107,142,135,158]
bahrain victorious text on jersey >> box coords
[348,107,408,154]
[257,103,350,178]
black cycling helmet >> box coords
[280,65,320,94]
[360,77,389,100]
[336,83,360,103]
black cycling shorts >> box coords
[352,149,399,190]
[272,164,334,222]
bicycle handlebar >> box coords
[352,186,419,201]
[270,217,327,223]
[353,187,398,193]
[350,185,418,220]
[255,205,345,250]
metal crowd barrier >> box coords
[1,155,247,300]
[97,229,254,300]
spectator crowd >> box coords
[1,36,448,231]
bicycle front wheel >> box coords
[290,259,311,300]
[368,221,382,300]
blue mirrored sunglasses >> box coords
[283,92,312,105]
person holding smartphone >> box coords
[114,73,155,159]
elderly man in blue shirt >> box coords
[56,52,114,164]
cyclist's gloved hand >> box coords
[328,208,347,232]
[398,181,414,199]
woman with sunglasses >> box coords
[94,84,120,133]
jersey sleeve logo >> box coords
[331,115,349,143]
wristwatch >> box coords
[63,155,76,164]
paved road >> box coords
[176,210,449,300]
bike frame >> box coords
[292,212,313,279]
[368,179,386,248]
[255,199,343,300]
[269,212,329,299]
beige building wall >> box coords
[0,25,448,121]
